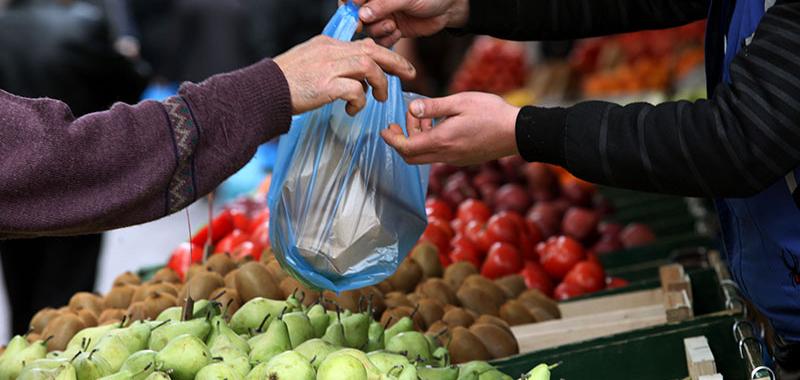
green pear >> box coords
[285,292,303,312]
[91,335,132,373]
[248,317,290,364]
[208,345,250,378]
[155,307,181,322]
[306,304,329,338]
[157,300,214,321]
[206,316,249,354]
[67,324,119,353]
[293,339,338,370]
[418,366,459,380]
[3,335,29,356]
[229,298,288,335]
[22,358,71,371]
[73,350,114,380]
[118,350,157,379]
[386,331,432,362]
[365,321,384,352]
[148,319,210,351]
[325,309,352,329]
[18,362,77,380]
[321,319,346,347]
[195,362,244,380]
[366,351,410,374]
[457,361,494,380]
[47,351,65,359]
[388,364,418,380]
[155,334,210,380]
[105,322,151,353]
[432,346,450,367]
[143,371,170,380]
[259,351,314,380]
[325,349,381,380]
[478,370,512,380]
[524,363,558,380]
[0,339,47,380]
[282,312,314,348]
[316,353,367,380]
[342,313,369,349]
[383,317,413,346]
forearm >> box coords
[464,0,709,40]
[0,58,291,238]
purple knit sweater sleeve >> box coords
[0,58,291,238]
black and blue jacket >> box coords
[465,0,800,341]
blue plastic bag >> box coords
[268,2,430,292]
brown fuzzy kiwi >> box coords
[406,293,421,305]
[144,292,178,319]
[98,309,126,325]
[456,286,500,316]
[416,298,445,330]
[133,283,179,303]
[443,262,478,290]
[384,292,413,309]
[322,290,359,312]
[448,326,491,364]
[205,253,237,276]
[30,308,60,334]
[126,301,149,322]
[515,299,556,322]
[494,275,527,299]
[265,260,288,283]
[463,275,508,303]
[498,300,537,326]
[224,269,239,289]
[426,320,449,336]
[377,281,394,294]
[517,289,561,318]
[68,292,104,316]
[410,242,443,279]
[278,277,301,299]
[210,287,242,316]
[442,304,456,313]
[77,309,98,327]
[475,315,513,335]
[104,285,136,309]
[42,314,85,351]
[469,323,519,359]
[151,267,182,284]
[26,333,41,343]
[235,262,282,301]
[179,271,225,304]
[442,307,474,328]
[358,286,386,318]
[185,263,207,282]
[416,278,458,306]
[112,271,141,287]
[258,248,275,265]
[387,258,423,293]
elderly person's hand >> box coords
[341,0,469,46]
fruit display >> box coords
[449,36,529,95]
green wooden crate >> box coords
[600,234,716,271]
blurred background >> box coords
[0,0,707,341]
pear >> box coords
[325,349,381,380]
[524,363,558,380]
[418,366,459,380]
[3,335,29,356]
[321,320,346,347]
[155,334,210,380]
[306,304,329,338]
[17,362,77,380]
[156,300,217,322]
[119,350,157,377]
[206,316,249,354]
[66,324,119,353]
[195,362,244,380]
[282,312,314,348]
[390,364,418,380]
[383,316,414,346]
[229,298,288,335]
[0,339,47,380]
[477,370,512,380]
[342,313,369,349]
[143,372,170,380]
[248,317,290,364]
[73,350,114,380]
[259,351,314,380]
[432,346,450,367]
[90,334,132,373]
[316,353,367,380]
[386,331,432,362]
[458,361,494,379]
[208,345,250,378]
[293,339,338,370]
[148,318,210,351]
[365,321,385,352]
[366,351,410,374]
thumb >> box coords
[359,0,405,23]
[408,95,463,119]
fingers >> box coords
[382,121,440,157]
[358,0,406,23]
[364,19,397,39]
[376,30,403,48]
[408,94,463,119]
[331,78,368,116]
[356,39,416,80]
[334,54,390,101]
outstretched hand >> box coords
[342,0,469,46]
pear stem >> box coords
[211,290,226,301]
[383,317,393,330]
[410,303,420,319]
[152,319,171,331]
[257,313,271,333]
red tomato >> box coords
[450,244,481,268]
[191,210,234,246]
[439,253,453,267]
[520,261,554,296]
[248,208,270,234]
[422,223,451,255]
[464,220,492,253]
[426,198,454,221]
[563,261,606,292]
[606,277,630,289]
[524,219,544,245]
[554,281,585,301]
[428,217,455,240]
[215,230,250,254]
[485,212,521,246]
[230,208,251,232]
[450,218,466,235]
[539,236,586,280]
[232,241,263,261]
[250,222,271,249]
[168,242,203,280]
[481,242,523,279]
[456,199,492,223]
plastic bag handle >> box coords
[322,1,360,42]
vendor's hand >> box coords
[274,35,416,116]
[381,92,520,166]
[344,0,469,46]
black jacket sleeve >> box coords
[516,1,800,198]
[465,0,709,40]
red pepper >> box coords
[191,210,234,246]
[214,229,250,254]
[232,241,264,261]
[167,242,203,281]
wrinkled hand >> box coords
[274,35,416,116]
[381,92,520,166]
[343,0,469,46]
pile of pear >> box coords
[0,290,543,380]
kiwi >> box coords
[98,309,126,325]
[30,308,59,334]
[416,298,445,330]
[463,275,508,303]
[265,260,287,284]
[406,293,421,305]
[69,292,104,316]
[235,262,282,301]
[185,263,207,282]
[179,271,225,304]
[498,300,536,326]
[494,274,527,299]
[443,262,478,290]
[126,302,149,322]
[377,281,394,294]
[517,289,561,318]
[515,299,556,322]
[258,248,275,265]
[104,285,136,309]
[322,290,359,312]
[42,314,85,351]
[133,283,179,303]
[425,321,450,347]
[456,286,500,316]
[469,323,519,359]
[358,286,386,318]
[151,267,181,284]
[144,292,178,319]
[416,278,457,306]
[224,269,239,289]
[410,242,443,279]
[77,309,98,327]
[205,253,237,276]
[387,258,423,293]
[112,271,141,287]
[448,326,491,364]
[384,292,413,309]
[210,287,242,316]
[442,304,456,313]
[442,307,474,328]
[26,333,41,343]
[475,315,513,335]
